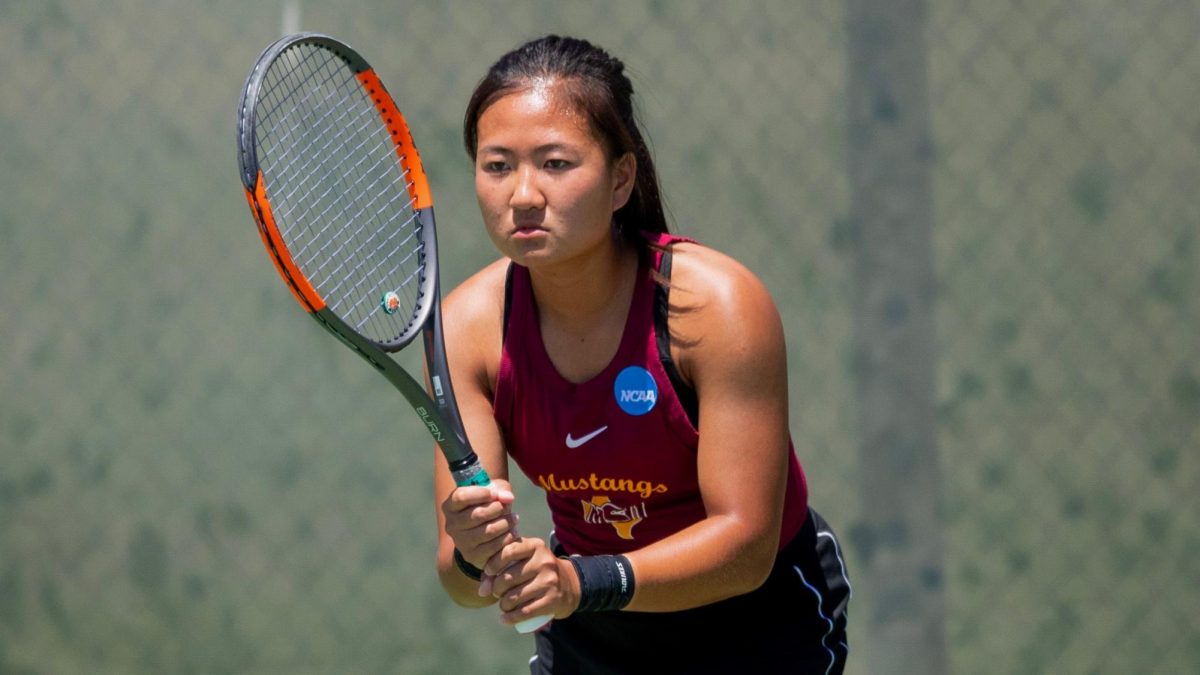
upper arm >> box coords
[670,246,791,547]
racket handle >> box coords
[514,615,552,633]
[449,458,553,634]
[450,455,492,488]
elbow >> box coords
[742,543,779,594]
[727,525,781,596]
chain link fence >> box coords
[1,1,1196,673]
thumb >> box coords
[488,478,516,504]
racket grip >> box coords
[514,615,552,633]
[450,456,492,488]
[449,457,553,634]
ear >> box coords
[611,151,637,212]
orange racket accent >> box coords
[356,69,433,210]
[244,173,326,312]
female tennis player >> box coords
[434,35,851,674]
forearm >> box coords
[437,541,500,609]
[621,513,779,612]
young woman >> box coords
[434,35,850,674]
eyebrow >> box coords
[477,142,576,156]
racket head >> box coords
[238,33,437,351]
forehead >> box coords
[476,79,598,148]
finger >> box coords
[445,486,501,513]
[488,562,527,598]
[445,502,511,542]
[456,483,516,509]
[466,500,513,524]
[460,529,519,570]
[447,518,505,554]
[496,574,534,611]
[482,530,529,578]
[478,573,495,598]
[499,591,552,625]
[489,483,516,504]
[486,477,515,496]
[491,550,535,592]
[475,513,519,547]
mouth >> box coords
[511,226,547,241]
[511,217,547,236]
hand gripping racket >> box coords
[237,33,549,634]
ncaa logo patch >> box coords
[614,366,657,416]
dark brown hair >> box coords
[463,35,669,245]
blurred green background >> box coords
[2,1,1197,673]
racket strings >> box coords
[259,49,392,287]
[254,43,428,345]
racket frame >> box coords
[236,32,483,485]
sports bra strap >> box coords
[654,249,699,428]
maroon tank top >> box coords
[493,233,808,556]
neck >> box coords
[527,241,641,332]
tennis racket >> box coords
[236,32,549,634]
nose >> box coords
[509,165,545,210]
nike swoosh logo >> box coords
[565,426,609,449]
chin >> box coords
[508,249,558,269]
[502,238,554,266]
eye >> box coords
[544,158,571,171]
[481,160,509,174]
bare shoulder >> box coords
[668,242,782,333]
[666,242,785,380]
[444,258,509,328]
[442,258,511,385]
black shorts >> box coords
[529,509,851,675]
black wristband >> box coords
[568,554,636,612]
[453,548,483,581]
